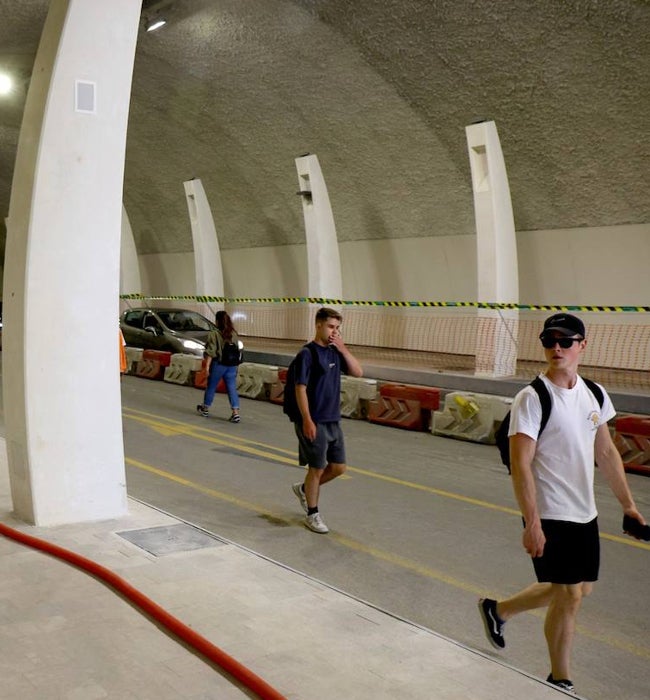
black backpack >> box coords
[283,344,323,422]
[495,376,604,474]
[220,338,242,366]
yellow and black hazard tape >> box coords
[119,294,650,313]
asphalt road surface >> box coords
[112,375,650,700]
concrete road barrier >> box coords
[341,376,378,419]
[433,391,511,444]
[236,362,280,400]
[124,347,143,375]
[268,368,288,406]
[164,353,204,386]
[135,349,173,380]
[368,395,427,430]
[369,383,441,431]
[613,415,650,476]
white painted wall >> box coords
[517,224,650,306]
[136,223,650,306]
[139,252,197,296]
[120,205,141,294]
[341,237,477,301]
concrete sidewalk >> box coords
[0,441,575,699]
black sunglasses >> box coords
[540,335,584,349]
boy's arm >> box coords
[329,336,363,377]
[595,423,644,523]
[510,432,545,557]
[295,384,316,440]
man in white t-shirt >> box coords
[478,313,645,694]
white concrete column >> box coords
[120,204,141,297]
[295,154,342,300]
[184,177,223,318]
[2,0,141,525]
[466,120,518,377]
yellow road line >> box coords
[125,455,650,661]
[122,407,650,551]
[349,464,519,515]
[125,454,493,598]
[123,407,296,455]
[126,456,286,513]
[123,410,299,466]
[123,408,518,514]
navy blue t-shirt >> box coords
[294,342,348,423]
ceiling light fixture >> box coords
[146,17,167,32]
[0,73,13,96]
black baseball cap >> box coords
[540,313,585,339]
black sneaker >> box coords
[478,598,506,649]
[546,675,575,694]
[229,412,240,423]
[196,404,209,418]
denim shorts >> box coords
[294,421,346,469]
[532,517,600,584]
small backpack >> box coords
[219,337,243,366]
[495,376,604,474]
[283,344,323,422]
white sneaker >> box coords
[305,512,329,534]
[292,482,308,513]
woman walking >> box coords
[196,310,242,422]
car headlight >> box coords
[182,339,205,351]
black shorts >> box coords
[532,517,600,584]
[294,421,346,469]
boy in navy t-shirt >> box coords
[290,307,363,534]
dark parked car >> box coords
[120,307,216,356]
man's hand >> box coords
[327,331,342,347]
[328,332,363,377]
[623,509,649,540]
[523,519,546,558]
[302,416,317,441]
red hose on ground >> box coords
[0,522,287,700]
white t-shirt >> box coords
[508,374,615,523]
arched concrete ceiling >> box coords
[0,0,648,257]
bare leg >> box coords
[303,462,346,508]
[319,462,346,486]
[497,582,553,621]
[545,582,590,681]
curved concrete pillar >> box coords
[184,178,224,297]
[295,154,342,300]
[2,0,140,525]
[184,178,223,318]
[466,120,518,376]
[120,204,141,297]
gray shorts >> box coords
[294,421,346,469]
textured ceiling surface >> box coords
[0,0,648,256]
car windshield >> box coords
[156,311,216,332]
